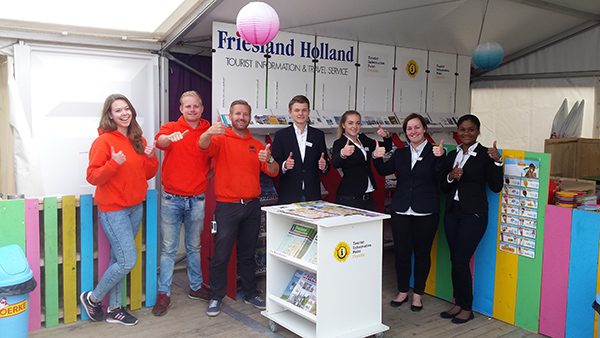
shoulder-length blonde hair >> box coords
[337,110,361,139]
[98,94,144,153]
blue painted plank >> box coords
[472,187,500,316]
[145,190,158,307]
[565,209,600,338]
[79,195,94,321]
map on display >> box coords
[273,201,382,220]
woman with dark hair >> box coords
[373,113,445,311]
[80,94,158,326]
[439,114,503,324]
[331,110,392,210]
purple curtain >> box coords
[168,53,212,123]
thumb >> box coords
[265,143,271,152]
[493,140,497,149]
[345,138,350,146]
[376,140,380,148]
[287,152,293,160]
[377,122,381,129]
[182,130,189,137]
[216,114,222,123]
[111,146,116,155]
[439,139,444,147]
[320,152,324,160]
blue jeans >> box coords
[92,203,142,308]
[158,192,205,295]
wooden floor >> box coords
[31,249,545,338]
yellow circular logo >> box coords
[406,60,418,78]
[334,242,351,262]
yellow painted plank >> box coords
[130,222,143,310]
[492,150,523,324]
[425,231,438,295]
[61,196,77,323]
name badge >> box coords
[306,141,313,147]
[417,157,423,161]
[469,151,477,157]
[365,147,370,151]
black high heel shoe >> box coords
[389,297,408,307]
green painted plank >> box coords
[0,199,25,250]
[514,152,550,331]
[435,197,453,301]
[43,197,59,328]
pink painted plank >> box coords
[97,219,110,309]
[25,199,41,332]
[539,205,572,338]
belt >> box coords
[235,198,258,205]
[165,192,194,198]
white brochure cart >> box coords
[261,201,390,337]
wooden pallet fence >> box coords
[0,190,157,331]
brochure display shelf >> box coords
[261,201,390,338]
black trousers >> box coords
[210,200,261,300]
[444,202,488,311]
[391,213,439,295]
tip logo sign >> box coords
[334,242,351,262]
[406,59,419,78]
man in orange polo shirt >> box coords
[199,99,279,317]
[152,90,211,316]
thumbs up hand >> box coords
[207,115,227,136]
[449,163,463,181]
[144,144,156,158]
[376,123,390,138]
[433,139,445,157]
[284,152,295,170]
[372,140,386,159]
[111,146,126,165]
[318,152,327,171]
[487,140,501,161]
[341,138,355,157]
[167,129,189,143]
[259,143,272,163]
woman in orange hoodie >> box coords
[80,94,158,326]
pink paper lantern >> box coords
[236,2,280,46]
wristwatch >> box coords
[267,156,275,164]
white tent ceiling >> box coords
[1,0,599,69]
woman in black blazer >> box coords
[331,110,392,211]
[373,113,445,312]
[439,114,503,324]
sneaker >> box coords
[206,299,221,317]
[244,295,266,310]
[152,293,170,316]
[188,287,211,301]
[80,291,104,322]
[106,307,139,326]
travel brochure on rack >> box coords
[498,158,540,258]
[274,200,381,220]
[281,269,317,315]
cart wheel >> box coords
[374,332,385,338]
[269,320,278,332]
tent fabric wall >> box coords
[0,55,16,195]
[470,78,598,152]
[488,26,600,76]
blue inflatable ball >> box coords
[472,42,504,69]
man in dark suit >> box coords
[271,95,329,204]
